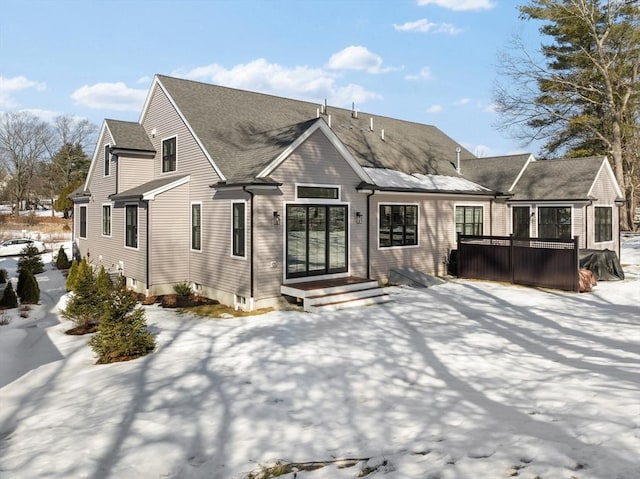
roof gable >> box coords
[511,156,608,201]
[151,74,474,183]
[460,154,533,194]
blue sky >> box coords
[1,0,542,157]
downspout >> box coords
[146,201,150,294]
[366,190,375,279]
[243,186,255,308]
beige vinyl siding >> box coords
[371,194,494,280]
[191,195,251,299]
[76,127,117,260]
[586,166,620,251]
[119,156,154,192]
[255,128,368,298]
[491,202,508,236]
[141,85,230,295]
[148,182,190,287]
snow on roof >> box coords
[364,167,491,192]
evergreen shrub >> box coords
[89,288,155,364]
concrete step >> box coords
[304,288,392,312]
[282,279,378,299]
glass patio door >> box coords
[512,206,531,238]
[286,205,348,278]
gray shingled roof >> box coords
[156,75,475,183]
[105,119,155,153]
[460,154,531,194]
[109,174,189,201]
[510,157,606,201]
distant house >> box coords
[71,74,624,310]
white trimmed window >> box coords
[79,206,87,239]
[379,204,418,247]
[595,206,612,243]
[104,144,111,176]
[232,202,245,257]
[162,137,176,173]
[191,203,201,251]
[456,205,483,235]
[125,204,138,248]
[102,204,111,236]
[538,206,571,239]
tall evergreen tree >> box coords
[495,0,640,229]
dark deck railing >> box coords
[457,234,579,292]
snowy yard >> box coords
[1,237,639,479]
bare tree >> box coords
[0,112,53,215]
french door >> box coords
[286,205,348,278]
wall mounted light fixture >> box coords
[355,211,363,224]
[273,211,281,226]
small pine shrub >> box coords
[17,244,44,275]
[55,246,72,270]
[18,269,40,304]
[62,260,102,326]
[0,281,18,309]
[173,282,192,297]
[0,269,7,284]
[95,266,112,298]
[89,288,155,364]
[66,260,79,291]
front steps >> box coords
[281,277,392,312]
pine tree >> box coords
[0,269,7,284]
[95,265,112,299]
[18,270,40,304]
[55,245,71,270]
[89,288,155,364]
[17,244,44,275]
[62,259,101,326]
[65,260,79,291]
[0,281,18,309]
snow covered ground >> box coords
[1,237,639,479]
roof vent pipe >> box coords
[328,114,332,128]
[316,108,320,118]
[381,129,385,141]
[456,147,462,174]
[370,117,374,131]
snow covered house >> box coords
[71,74,623,310]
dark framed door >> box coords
[512,206,531,238]
[286,204,348,278]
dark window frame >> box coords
[232,202,245,257]
[79,206,87,239]
[191,203,202,251]
[594,206,613,243]
[379,204,419,248]
[456,205,484,236]
[102,204,111,236]
[538,206,572,239]
[104,144,111,176]
[296,185,340,200]
[125,204,138,249]
[162,137,177,173]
